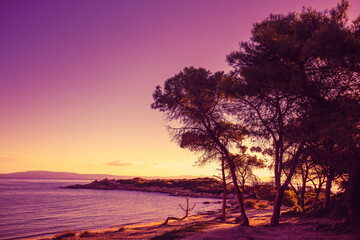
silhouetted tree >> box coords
[151,67,249,225]
[162,197,196,225]
[180,132,229,220]
[219,157,228,220]
[226,0,360,225]
[287,153,313,214]
[347,124,360,225]
[233,147,266,190]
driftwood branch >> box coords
[161,197,196,226]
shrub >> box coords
[330,193,346,218]
[256,201,270,209]
[150,223,209,240]
[255,184,276,201]
[79,231,94,237]
[52,231,76,240]
[282,190,298,207]
[281,206,302,217]
[244,199,257,209]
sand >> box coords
[37,206,359,240]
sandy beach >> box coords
[36,205,359,240]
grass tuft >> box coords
[244,199,257,209]
[244,199,270,209]
[52,231,76,240]
[79,230,96,237]
[116,227,126,232]
[150,222,211,240]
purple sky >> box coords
[0,0,358,177]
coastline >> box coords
[65,178,232,199]
[65,184,224,199]
[34,206,359,240]
[34,212,214,240]
[2,178,225,240]
[26,178,358,239]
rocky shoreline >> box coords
[65,177,234,199]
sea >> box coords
[0,178,220,240]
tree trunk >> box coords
[221,158,227,221]
[290,183,305,214]
[204,127,248,225]
[241,176,246,191]
[227,158,249,226]
[271,144,303,225]
[270,143,304,225]
[271,186,284,225]
[345,158,360,226]
[311,173,325,207]
[312,186,322,207]
[300,179,307,214]
[162,198,195,225]
[323,174,333,208]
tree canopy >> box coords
[152,0,360,227]
[152,67,250,225]
[226,0,360,225]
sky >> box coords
[1,0,359,177]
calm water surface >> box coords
[0,178,220,240]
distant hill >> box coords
[0,171,134,180]
[0,170,203,180]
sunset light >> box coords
[1,1,360,239]
[2,0,357,178]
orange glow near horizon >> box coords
[1,0,359,178]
